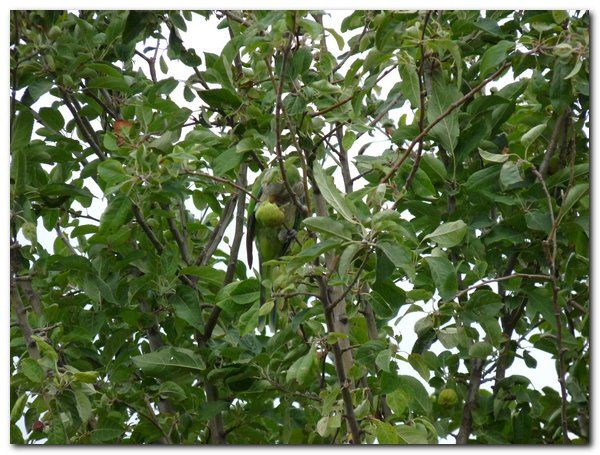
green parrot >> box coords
[246,157,305,328]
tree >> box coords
[9,10,589,444]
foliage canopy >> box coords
[10,10,589,444]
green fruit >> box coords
[22,222,37,243]
[438,388,458,408]
[256,201,285,227]
[48,25,62,40]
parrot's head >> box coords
[263,157,301,186]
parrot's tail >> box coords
[258,262,278,331]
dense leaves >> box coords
[10,9,588,445]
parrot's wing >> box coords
[246,177,264,270]
[278,182,305,257]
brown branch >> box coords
[454,273,552,299]
[55,225,78,255]
[456,358,483,444]
[183,169,257,201]
[382,59,514,184]
[196,196,237,266]
[162,203,192,265]
[131,203,164,254]
[327,252,368,311]
[317,277,362,444]
[403,11,432,192]
[532,166,570,443]
[539,110,568,178]
[59,88,106,160]
[135,49,157,84]
[220,10,251,27]
[310,93,355,117]
[10,283,40,361]
[200,164,247,343]
[196,165,248,445]
[265,36,308,216]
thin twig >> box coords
[403,11,432,192]
[454,273,552,299]
[382,59,516,184]
[266,33,308,216]
[183,169,257,201]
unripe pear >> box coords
[48,25,62,40]
[256,201,285,227]
[438,388,458,408]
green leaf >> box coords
[302,217,352,240]
[521,123,547,149]
[74,389,93,424]
[469,341,493,359]
[97,159,129,192]
[525,211,552,233]
[375,348,392,372]
[427,75,461,153]
[73,371,99,383]
[479,148,509,163]
[373,420,400,444]
[499,161,523,188]
[132,347,206,376]
[236,136,263,154]
[377,242,412,269]
[122,10,149,43]
[342,130,356,150]
[286,347,317,385]
[557,183,588,224]
[10,394,28,424]
[213,147,244,176]
[91,427,123,444]
[338,242,362,277]
[11,109,34,151]
[425,256,457,301]
[173,287,202,328]
[39,107,65,131]
[87,76,130,92]
[198,88,242,110]
[313,163,358,222]
[239,302,260,336]
[397,375,432,414]
[423,220,467,248]
[396,424,430,444]
[20,358,45,383]
[564,59,583,80]
[479,40,514,77]
[408,353,430,381]
[99,194,132,233]
[387,389,409,416]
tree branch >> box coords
[382,59,515,184]
[454,273,552,299]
